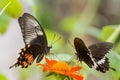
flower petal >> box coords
[70,66,82,72]
[68,73,83,80]
[37,58,84,80]
[43,66,51,72]
[45,57,57,66]
[37,64,46,67]
[37,64,49,72]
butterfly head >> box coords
[44,46,52,55]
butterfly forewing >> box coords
[74,37,94,68]
[88,42,114,59]
[18,13,48,46]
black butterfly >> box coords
[74,37,114,73]
[10,13,51,68]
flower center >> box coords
[52,62,71,72]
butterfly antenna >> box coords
[50,34,61,47]
[50,34,56,46]
[52,36,61,46]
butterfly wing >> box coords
[9,44,44,68]
[19,13,49,63]
[74,37,94,68]
[88,42,114,73]
[10,13,49,68]
[96,57,110,73]
[88,42,114,59]
[18,13,48,46]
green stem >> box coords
[106,25,120,43]
[65,76,73,80]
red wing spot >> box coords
[23,61,28,67]
[25,54,34,65]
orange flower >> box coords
[37,58,83,80]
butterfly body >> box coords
[74,37,114,73]
[10,13,51,68]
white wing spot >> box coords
[97,57,105,65]
[38,31,43,35]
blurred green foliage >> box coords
[35,0,56,30]
[0,0,23,34]
[0,0,23,18]
[101,26,120,54]
[100,26,115,41]
[0,74,8,80]
[95,26,120,80]
[108,51,120,80]
[60,15,79,33]
[0,13,10,34]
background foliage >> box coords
[0,0,120,80]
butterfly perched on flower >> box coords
[10,13,51,68]
[74,37,115,73]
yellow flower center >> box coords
[52,62,71,72]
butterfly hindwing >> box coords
[96,57,110,73]
[10,44,44,68]
[88,42,113,72]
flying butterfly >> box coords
[74,37,114,73]
[10,13,51,68]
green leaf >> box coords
[108,51,120,80]
[115,42,120,54]
[0,2,11,16]
[45,74,55,80]
[0,0,23,18]
[0,13,10,34]
[0,74,8,80]
[106,26,120,43]
[46,72,55,77]
[101,26,115,41]
[55,74,67,80]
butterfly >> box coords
[10,13,51,68]
[74,37,114,73]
